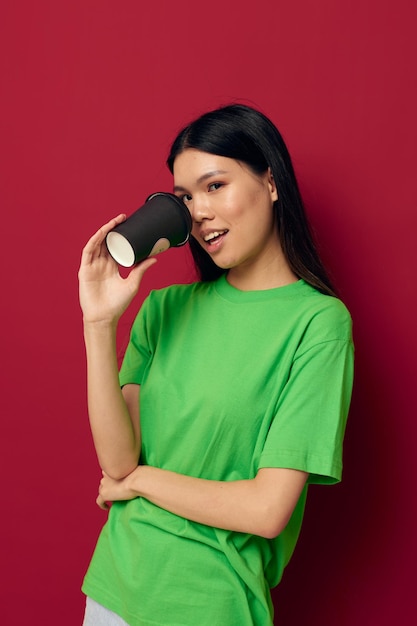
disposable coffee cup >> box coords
[106,192,192,267]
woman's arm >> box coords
[97,466,308,539]
[84,321,141,477]
[78,215,156,479]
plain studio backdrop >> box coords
[1,1,416,624]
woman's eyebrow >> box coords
[174,170,228,193]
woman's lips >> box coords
[201,229,228,252]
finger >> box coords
[80,214,127,263]
[96,494,110,510]
[125,257,158,290]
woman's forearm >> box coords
[123,466,308,539]
[84,320,140,479]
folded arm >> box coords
[98,465,308,539]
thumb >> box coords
[126,257,158,288]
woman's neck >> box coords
[226,253,298,291]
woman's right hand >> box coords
[78,214,157,325]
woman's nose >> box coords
[191,195,214,223]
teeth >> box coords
[204,230,227,242]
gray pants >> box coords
[83,597,130,626]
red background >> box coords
[1,1,416,624]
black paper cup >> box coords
[106,192,192,267]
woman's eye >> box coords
[208,182,222,192]
[181,194,192,203]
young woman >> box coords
[79,104,354,625]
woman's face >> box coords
[173,149,281,278]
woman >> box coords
[79,104,354,625]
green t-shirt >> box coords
[82,276,354,626]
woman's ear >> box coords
[267,168,278,202]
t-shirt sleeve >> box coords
[119,296,153,387]
[258,327,354,485]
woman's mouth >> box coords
[203,229,229,247]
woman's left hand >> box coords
[96,470,137,510]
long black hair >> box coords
[167,104,336,297]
